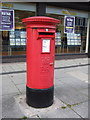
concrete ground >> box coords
[0,58,89,119]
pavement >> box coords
[0,58,89,119]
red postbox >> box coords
[22,16,60,108]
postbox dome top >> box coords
[22,16,60,24]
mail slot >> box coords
[39,32,54,35]
[22,16,60,108]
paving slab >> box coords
[78,66,88,74]
[0,104,2,120]
[60,66,82,73]
[72,101,88,118]
[16,83,26,94]
[15,62,26,71]
[8,63,24,71]
[54,69,71,79]
[2,75,20,95]
[58,76,88,90]
[30,115,40,118]
[2,68,6,73]
[55,58,88,68]
[15,94,67,118]
[55,60,76,68]
[0,95,2,119]
[79,88,88,96]
[67,71,88,82]
[74,58,88,64]
[2,64,14,72]
[9,73,26,85]
[55,83,88,105]
[0,75,2,96]
[2,94,24,118]
[38,107,80,118]
[65,66,88,74]
[88,101,90,118]
[0,95,2,103]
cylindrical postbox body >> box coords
[22,16,60,108]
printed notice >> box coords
[64,16,75,33]
[67,33,81,46]
[42,39,50,53]
[0,9,14,31]
[21,39,26,45]
[16,39,20,45]
[10,39,15,45]
[20,31,26,38]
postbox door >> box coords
[40,37,55,89]
[26,28,55,89]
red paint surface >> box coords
[22,16,60,89]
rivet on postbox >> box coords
[46,28,49,31]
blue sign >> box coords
[0,9,14,31]
[64,16,75,33]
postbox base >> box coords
[26,86,54,108]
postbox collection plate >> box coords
[42,39,50,53]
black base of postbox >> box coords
[26,86,54,108]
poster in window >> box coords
[20,31,26,38]
[67,33,81,46]
[0,9,14,31]
[75,34,77,39]
[15,31,20,39]
[10,31,15,38]
[16,39,20,45]
[77,34,81,39]
[21,39,26,45]
[75,41,78,45]
[10,39,15,45]
[71,40,74,45]
[85,18,88,27]
[55,32,61,45]
[67,40,71,45]
[64,16,75,33]
[78,40,81,45]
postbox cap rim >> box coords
[22,16,60,24]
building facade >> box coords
[1,2,89,57]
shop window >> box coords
[2,11,88,56]
[47,13,87,54]
[2,10,35,56]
